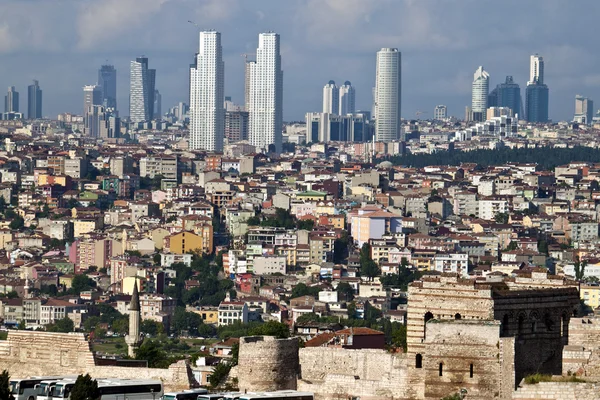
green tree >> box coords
[495,212,509,224]
[135,340,168,368]
[347,302,357,319]
[17,320,26,330]
[295,313,321,325]
[0,370,14,400]
[47,317,75,333]
[111,318,129,335]
[391,323,407,351]
[5,291,17,299]
[140,320,164,336]
[297,219,315,231]
[9,216,24,230]
[246,216,261,226]
[208,362,232,389]
[333,231,350,264]
[361,260,381,281]
[153,253,161,265]
[505,241,518,251]
[70,274,95,294]
[248,321,290,338]
[538,239,549,255]
[290,283,320,299]
[171,307,203,336]
[70,374,99,400]
[574,258,588,281]
[336,282,355,302]
[0,197,7,215]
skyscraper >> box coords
[98,65,117,110]
[526,54,549,123]
[489,76,521,118]
[529,54,544,85]
[434,105,447,120]
[129,57,156,123]
[323,80,339,114]
[4,87,18,113]
[574,95,594,125]
[339,81,356,115]
[154,90,162,119]
[471,66,490,122]
[248,32,283,153]
[189,31,225,151]
[244,59,253,112]
[374,48,401,142]
[83,85,102,115]
[27,80,42,119]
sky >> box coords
[1,0,599,122]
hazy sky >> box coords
[1,0,599,122]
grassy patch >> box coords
[524,374,586,384]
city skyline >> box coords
[0,1,599,121]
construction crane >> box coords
[188,20,199,28]
[416,110,428,119]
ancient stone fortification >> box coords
[237,336,299,392]
[512,381,600,399]
[0,331,195,392]
[297,347,409,400]
[563,315,600,377]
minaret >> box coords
[125,281,142,357]
[24,270,31,299]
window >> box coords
[454,313,462,320]
[470,363,474,378]
[439,363,443,376]
[415,354,422,369]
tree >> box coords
[538,239,549,255]
[347,302,357,319]
[141,320,164,336]
[70,374,99,400]
[505,241,518,251]
[295,313,321,325]
[208,362,232,389]
[248,321,290,338]
[297,219,314,231]
[0,197,7,215]
[70,274,95,294]
[574,258,588,281]
[47,317,75,333]
[361,260,381,281]
[495,212,509,224]
[171,307,203,336]
[0,370,14,400]
[9,216,24,231]
[336,282,355,302]
[333,231,350,264]
[290,283,320,299]
[246,216,261,226]
[17,320,26,330]
[135,340,168,368]
[153,253,161,265]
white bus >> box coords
[51,378,163,400]
[197,394,227,400]
[239,391,314,400]
[10,376,69,400]
[161,388,209,400]
[37,378,77,400]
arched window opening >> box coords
[454,313,462,320]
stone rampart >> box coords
[512,381,600,400]
[237,336,299,392]
[0,331,194,392]
[297,347,410,400]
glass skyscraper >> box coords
[27,80,42,119]
[129,57,156,123]
[98,65,117,110]
[488,76,521,118]
[526,54,549,122]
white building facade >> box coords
[190,31,225,151]
[471,66,490,122]
[248,32,283,153]
[375,48,402,142]
[323,80,339,114]
[339,81,355,115]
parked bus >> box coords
[238,391,314,400]
[223,392,244,400]
[197,394,228,400]
[51,378,163,400]
[10,377,68,400]
[161,388,208,400]
[37,378,77,400]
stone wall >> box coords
[0,331,194,392]
[297,347,410,400]
[420,320,514,400]
[512,381,600,399]
[562,316,600,377]
[237,336,299,392]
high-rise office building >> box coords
[83,85,103,115]
[339,81,355,115]
[27,80,42,119]
[189,31,225,151]
[129,57,156,123]
[154,90,162,119]
[323,80,339,114]
[244,59,254,112]
[434,105,447,120]
[98,65,117,110]
[306,112,372,143]
[374,48,402,142]
[529,54,544,85]
[247,32,283,153]
[488,76,521,118]
[526,54,549,123]
[471,66,490,122]
[4,87,18,113]
[574,95,594,125]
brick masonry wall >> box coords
[512,381,600,399]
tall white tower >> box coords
[471,66,490,122]
[339,81,355,115]
[375,48,402,142]
[322,80,339,114]
[125,280,142,357]
[248,32,283,153]
[529,54,544,85]
[190,30,225,151]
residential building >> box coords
[217,301,249,326]
[139,156,178,180]
[129,57,156,123]
[139,293,176,328]
[189,31,225,151]
[432,253,469,276]
[40,299,86,326]
[27,80,42,119]
[225,110,249,143]
[375,48,402,142]
[323,80,339,114]
[471,66,490,122]
[248,32,283,153]
[165,230,213,255]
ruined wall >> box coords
[420,320,513,400]
[512,381,600,399]
[0,331,194,392]
[298,347,410,400]
[237,336,299,392]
